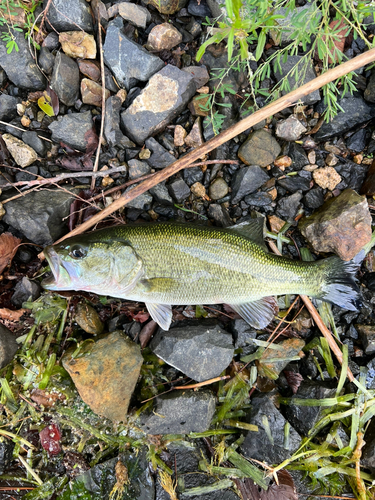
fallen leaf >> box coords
[39,423,62,456]
[132,310,150,323]
[38,92,54,117]
[0,232,22,274]
[234,470,297,500]
[46,86,59,116]
[31,389,66,408]
[139,320,157,348]
[0,308,26,321]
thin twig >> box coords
[0,121,53,142]
[174,375,230,389]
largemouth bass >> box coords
[42,221,359,330]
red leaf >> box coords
[0,232,21,275]
[39,423,62,456]
[132,310,150,323]
[234,470,297,500]
[284,371,303,395]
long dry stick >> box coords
[52,47,375,244]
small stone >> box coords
[128,159,151,180]
[356,324,375,354]
[48,111,94,152]
[50,52,79,107]
[182,65,210,88]
[169,178,190,202]
[185,119,204,148]
[149,183,173,205]
[11,277,41,308]
[191,182,206,198]
[258,338,305,380]
[124,184,153,210]
[2,134,37,168]
[118,2,151,29]
[21,115,31,127]
[299,189,372,261]
[276,115,307,141]
[288,142,309,170]
[208,203,232,227]
[81,79,110,107]
[43,0,93,32]
[188,95,210,116]
[268,215,285,233]
[304,164,318,172]
[209,177,229,200]
[174,124,187,146]
[231,166,270,204]
[147,23,182,50]
[274,155,292,168]
[244,192,273,207]
[59,31,96,59]
[238,129,281,167]
[77,59,101,82]
[75,303,104,335]
[104,96,135,149]
[313,167,342,191]
[307,150,316,164]
[353,154,363,164]
[145,137,176,169]
[62,331,143,421]
[138,148,151,160]
[325,153,338,166]
[277,192,303,222]
[22,131,46,157]
[304,187,324,209]
[277,175,311,193]
[0,95,18,121]
[347,128,367,152]
[0,324,18,370]
[144,0,188,14]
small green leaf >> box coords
[38,92,55,117]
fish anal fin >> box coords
[228,219,268,252]
[146,303,172,331]
[227,296,278,329]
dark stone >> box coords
[273,55,320,104]
[183,166,204,186]
[145,138,175,169]
[187,0,212,17]
[364,272,375,292]
[238,129,281,167]
[356,324,375,354]
[103,18,164,91]
[315,96,375,141]
[276,192,303,221]
[151,324,234,382]
[140,390,215,434]
[335,160,368,191]
[104,96,135,149]
[145,0,188,15]
[15,166,38,183]
[282,381,337,436]
[362,420,375,471]
[128,159,151,180]
[3,189,75,245]
[0,94,18,121]
[38,46,55,75]
[181,65,209,88]
[0,29,45,90]
[277,175,311,193]
[12,277,42,308]
[0,438,14,475]
[44,0,93,32]
[168,178,190,202]
[208,203,232,227]
[241,393,301,464]
[50,52,79,107]
[48,111,94,152]
[364,68,375,103]
[124,185,153,210]
[149,183,173,205]
[0,323,18,370]
[231,319,257,349]
[42,32,60,51]
[231,166,270,204]
[303,187,324,209]
[288,142,309,170]
[244,191,273,206]
[153,204,176,218]
[22,131,46,157]
[346,128,368,152]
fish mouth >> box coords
[42,247,63,289]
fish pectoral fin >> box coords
[228,297,279,329]
[140,277,179,294]
[146,303,172,331]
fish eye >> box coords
[69,245,86,259]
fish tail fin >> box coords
[316,256,360,312]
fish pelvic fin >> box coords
[317,256,360,312]
[146,303,172,331]
[227,297,279,329]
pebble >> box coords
[209,177,229,200]
[11,277,41,308]
[124,185,153,210]
[138,148,150,160]
[0,95,18,121]
[168,178,191,202]
[238,129,281,167]
[81,79,110,107]
[276,114,307,141]
[0,324,18,370]
[174,124,187,146]
[347,128,367,152]
[188,94,210,116]
[356,325,375,354]
[2,134,38,168]
[274,155,292,169]
[182,65,210,88]
[276,192,303,221]
[325,153,338,166]
[268,215,285,233]
[145,137,176,169]
[128,159,151,180]
[62,331,143,421]
[50,52,79,107]
[104,96,135,149]
[208,203,232,226]
[38,47,55,75]
[364,69,375,103]
[144,0,188,14]
[304,187,324,209]
[231,166,270,204]
[185,118,204,148]
[299,188,372,261]
[48,111,94,152]
[77,60,101,82]
[43,0,93,32]
[288,142,309,170]
[74,303,104,335]
[191,182,206,198]
[149,182,173,205]
[307,150,316,164]
[277,175,311,193]
[59,31,96,59]
[147,23,182,51]
[313,167,342,190]
[118,2,151,29]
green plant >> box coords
[0,0,41,54]
[196,0,375,134]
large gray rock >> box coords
[103,17,164,91]
[151,324,234,382]
[122,64,196,144]
[0,94,18,121]
[104,95,135,149]
[3,189,75,245]
[50,52,80,107]
[48,111,94,152]
[0,29,45,90]
[43,0,93,32]
[140,390,216,434]
[231,166,270,204]
[0,324,18,370]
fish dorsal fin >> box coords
[146,303,172,331]
[228,297,278,329]
[228,219,268,252]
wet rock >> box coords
[244,192,273,206]
[174,124,187,146]
[104,96,135,149]
[145,137,176,169]
[313,167,341,190]
[188,94,210,116]
[0,324,18,370]
[75,303,104,335]
[356,324,375,354]
[276,115,307,141]
[304,187,324,209]
[124,185,153,210]
[258,338,305,380]
[347,128,368,152]
[147,23,182,50]
[238,129,281,167]
[59,31,96,59]
[44,0,93,32]
[118,2,151,29]
[81,78,110,107]
[103,18,164,91]
[122,64,196,144]
[231,166,270,204]
[277,175,311,193]
[11,277,41,308]
[209,177,229,200]
[140,390,215,434]
[63,331,143,421]
[288,142,309,170]
[42,32,59,50]
[48,111,94,152]
[276,192,303,221]
[0,438,14,475]
[208,203,232,226]
[282,380,336,436]
[38,46,55,75]
[50,52,79,107]
[185,118,204,148]
[231,319,257,349]
[151,324,234,382]
[0,94,18,121]
[273,55,320,105]
[2,134,38,167]
[315,96,375,141]
[188,0,212,16]
[149,183,173,205]
[78,59,100,82]
[241,393,301,464]
[79,449,154,499]
[15,166,39,183]
[364,69,375,103]
[22,131,46,157]
[169,178,191,202]
[335,159,368,192]
[299,189,372,260]
[0,28,45,90]
[182,65,210,88]
[128,159,151,180]
[144,0,187,14]
[183,166,203,186]
[3,189,75,245]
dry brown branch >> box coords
[51,47,375,244]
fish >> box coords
[42,220,360,331]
